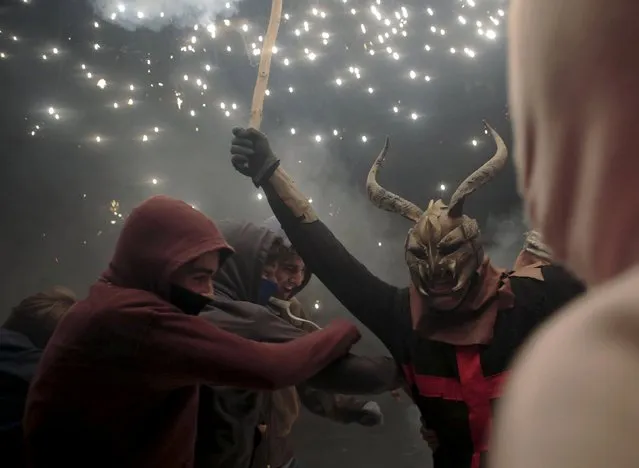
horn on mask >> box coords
[448,121,508,218]
[366,136,424,223]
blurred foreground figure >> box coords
[0,287,75,466]
[229,127,585,467]
[195,220,396,468]
[491,1,639,467]
[23,196,360,468]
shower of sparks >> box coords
[0,0,508,269]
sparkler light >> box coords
[0,0,508,279]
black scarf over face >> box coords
[168,284,212,316]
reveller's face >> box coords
[171,251,220,297]
[273,255,306,300]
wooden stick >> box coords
[248,0,283,130]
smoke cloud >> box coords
[484,208,527,268]
[265,123,406,287]
[89,0,240,30]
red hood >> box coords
[102,196,234,297]
[23,197,361,468]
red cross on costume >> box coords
[403,346,508,468]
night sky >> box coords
[0,0,517,466]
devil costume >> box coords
[230,124,586,468]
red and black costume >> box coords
[230,124,586,468]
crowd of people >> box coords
[1,1,637,466]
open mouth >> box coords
[429,284,452,294]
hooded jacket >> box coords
[0,328,42,467]
[252,217,384,468]
[23,196,360,468]
[491,2,639,468]
[195,221,399,468]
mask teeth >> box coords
[418,264,428,282]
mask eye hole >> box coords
[409,248,427,260]
[438,243,461,256]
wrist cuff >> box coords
[253,159,281,187]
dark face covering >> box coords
[169,284,212,316]
[258,278,279,305]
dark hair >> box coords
[3,286,77,349]
[265,237,300,267]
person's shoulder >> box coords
[0,328,42,369]
[509,264,585,303]
[63,284,180,342]
[0,328,36,350]
[87,283,176,315]
[206,297,301,342]
[203,297,276,327]
[206,296,272,319]
[539,264,585,288]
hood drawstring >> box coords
[268,297,321,331]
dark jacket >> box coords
[0,328,42,467]
[23,196,359,468]
[195,221,400,468]
[262,184,587,468]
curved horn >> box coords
[448,120,508,218]
[366,137,423,223]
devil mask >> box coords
[367,121,508,308]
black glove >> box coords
[230,127,281,187]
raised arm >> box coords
[143,308,359,390]
[264,174,399,341]
[230,127,406,352]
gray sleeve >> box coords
[201,302,306,342]
[297,384,369,423]
[202,303,402,394]
[306,356,402,395]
